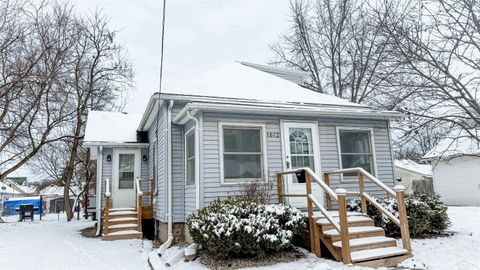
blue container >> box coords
[3,196,42,215]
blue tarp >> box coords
[3,196,43,215]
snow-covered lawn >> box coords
[1,207,478,270]
[0,214,151,270]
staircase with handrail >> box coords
[101,177,154,241]
[277,167,412,268]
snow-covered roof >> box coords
[6,196,40,201]
[39,185,80,197]
[0,181,21,194]
[163,62,365,107]
[423,129,480,159]
[84,111,143,145]
[395,159,432,176]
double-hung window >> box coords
[185,129,195,186]
[338,129,375,177]
[220,124,266,183]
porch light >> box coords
[143,154,148,162]
[106,154,112,162]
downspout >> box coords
[157,100,174,255]
[95,146,103,236]
[186,109,201,209]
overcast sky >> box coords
[71,0,292,113]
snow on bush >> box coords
[347,192,450,238]
[186,198,307,259]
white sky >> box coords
[71,0,292,113]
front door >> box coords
[112,149,140,208]
[282,122,323,209]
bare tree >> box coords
[0,1,78,180]
[375,0,480,156]
[0,1,132,221]
[270,0,402,107]
[60,10,132,221]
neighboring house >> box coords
[394,159,433,194]
[84,61,400,243]
[0,181,22,206]
[38,184,80,213]
[424,129,480,206]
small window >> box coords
[185,130,195,186]
[118,154,135,189]
[338,129,374,176]
[221,125,265,183]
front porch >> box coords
[277,167,412,268]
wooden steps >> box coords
[102,209,142,240]
[314,210,411,267]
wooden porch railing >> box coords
[104,178,111,235]
[277,167,412,264]
[134,177,143,232]
[323,167,412,255]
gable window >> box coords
[338,129,375,176]
[220,124,266,183]
[185,129,195,186]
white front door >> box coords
[112,149,140,208]
[282,122,323,209]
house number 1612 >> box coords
[267,132,280,138]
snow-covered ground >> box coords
[0,214,151,270]
[1,207,479,270]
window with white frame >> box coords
[221,124,265,183]
[338,129,375,176]
[185,129,195,186]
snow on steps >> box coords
[109,207,135,212]
[108,217,138,225]
[351,247,409,263]
[313,211,363,219]
[108,210,137,216]
[323,226,384,237]
[332,236,396,249]
[102,230,142,241]
[316,215,373,226]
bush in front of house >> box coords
[186,198,307,259]
[347,192,450,238]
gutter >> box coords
[173,101,402,125]
[138,93,161,131]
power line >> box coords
[158,0,167,94]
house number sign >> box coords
[267,131,280,138]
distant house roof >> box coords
[0,181,21,194]
[423,129,480,159]
[84,111,144,145]
[395,159,432,176]
[39,185,80,197]
[163,62,364,107]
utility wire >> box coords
[158,0,167,93]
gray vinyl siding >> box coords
[171,103,187,222]
[200,112,396,209]
[149,104,167,222]
[100,148,113,208]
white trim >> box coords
[172,100,401,125]
[184,127,196,187]
[112,148,141,207]
[280,120,323,199]
[335,127,378,182]
[218,122,268,185]
[84,142,149,147]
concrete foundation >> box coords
[157,221,185,244]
